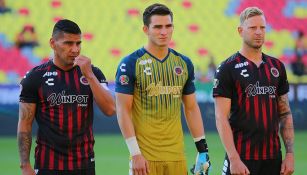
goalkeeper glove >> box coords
[191,138,211,175]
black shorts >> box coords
[35,168,95,175]
[222,154,281,175]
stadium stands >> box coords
[0,0,306,84]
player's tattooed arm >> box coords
[17,102,36,166]
[278,94,294,153]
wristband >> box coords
[194,137,208,153]
[125,137,141,156]
[193,135,206,142]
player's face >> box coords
[239,15,266,49]
[50,33,81,68]
[144,15,173,48]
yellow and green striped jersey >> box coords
[115,47,195,161]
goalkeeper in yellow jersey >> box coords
[115,3,211,175]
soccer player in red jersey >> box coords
[213,7,294,175]
[17,19,115,175]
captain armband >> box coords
[125,136,141,156]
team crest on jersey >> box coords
[80,76,89,85]
[119,75,129,85]
[174,66,183,75]
[271,67,279,77]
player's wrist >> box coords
[125,136,141,156]
[19,162,31,169]
[194,136,208,153]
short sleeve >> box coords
[182,58,196,95]
[212,62,233,98]
[277,62,289,96]
[115,57,136,95]
[92,66,109,90]
[92,66,107,84]
[19,70,39,103]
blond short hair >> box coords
[240,7,264,25]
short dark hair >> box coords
[52,19,81,38]
[143,3,173,26]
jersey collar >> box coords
[141,47,170,63]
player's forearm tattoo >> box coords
[278,95,294,153]
[18,132,32,164]
[18,103,35,165]
[280,117,294,153]
[19,103,35,121]
[278,95,294,154]
[278,95,292,118]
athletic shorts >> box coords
[35,168,95,175]
[129,160,187,175]
[222,154,282,175]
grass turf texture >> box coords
[1,131,304,175]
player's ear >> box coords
[143,25,149,35]
[238,26,243,37]
[50,38,55,49]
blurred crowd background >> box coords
[0,0,306,85]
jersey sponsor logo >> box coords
[240,69,249,77]
[119,75,129,85]
[235,61,249,69]
[146,81,182,97]
[80,76,89,85]
[45,78,54,86]
[174,66,183,75]
[213,79,219,88]
[139,59,152,65]
[47,90,89,106]
[271,67,279,77]
[245,81,276,97]
[144,67,152,75]
[43,71,58,77]
[120,63,126,72]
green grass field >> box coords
[1,131,305,175]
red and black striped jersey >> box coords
[19,60,107,170]
[213,52,289,160]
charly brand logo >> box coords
[146,81,182,97]
[120,63,126,72]
[271,67,279,78]
[45,78,54,86]
[80,76,89,85]
[144,67,152,75]
[245,81,276,97]
[240,69,249,77]
[174,66,183,75]
[47,91,89,106]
